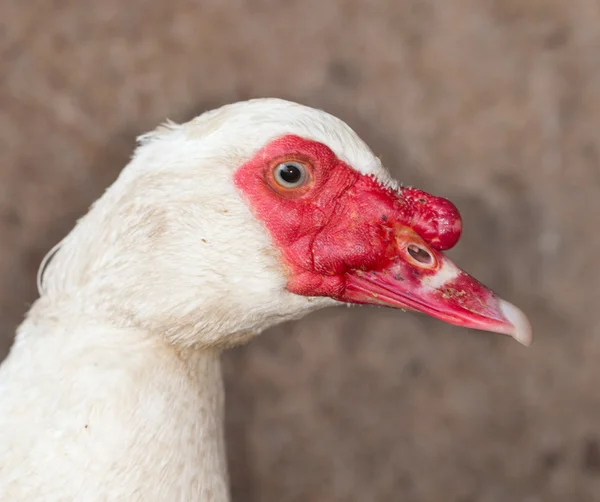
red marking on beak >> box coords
[234,134,532,345]
[341,227,532,346]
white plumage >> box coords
[0,98,531,501]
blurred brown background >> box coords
[1,0,599,501]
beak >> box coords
[342,227,533,346]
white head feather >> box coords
[36,98,394,348]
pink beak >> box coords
[341,226,533,346]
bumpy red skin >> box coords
[400,187,462,251]
[233,135,462,301]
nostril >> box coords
[407,244,433,266]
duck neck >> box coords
[6,304,231,501]
[170,348,230,501]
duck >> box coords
[0,98,532,501]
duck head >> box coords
[38,99,531,349]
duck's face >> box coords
[41,99,530,348]
[233,131,531,346]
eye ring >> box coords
[273,161,309,189]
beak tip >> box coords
[498,299,533,347]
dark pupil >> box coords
[279,164,302,183]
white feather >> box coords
[0,98,396,501]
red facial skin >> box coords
[233,135,524,339]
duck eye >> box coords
[273,161,308,188]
